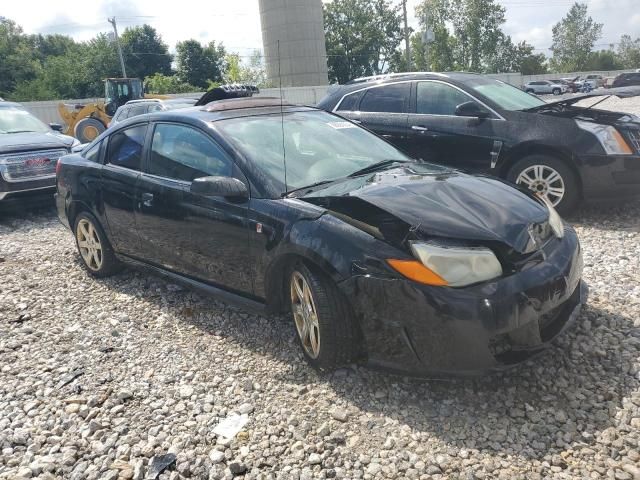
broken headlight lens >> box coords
[575,119,633,155]
[543,197,565,239]
[408,242,503,287]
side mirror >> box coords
[50,123,64,132]
[455,101,490,119]
[191,176,249,200]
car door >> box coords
[101,124,147,256]
[135,122,253,293]
[404,80,501,171]
[349,82,412,153]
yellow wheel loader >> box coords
[58,78,166,143]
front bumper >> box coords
[340,228,585,375]
[577,154,640,199]
[0,176,56,208]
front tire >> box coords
[288,263,359,372]
[506,155,580,215]
[74,212,121,277]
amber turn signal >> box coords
[387,259,449,286]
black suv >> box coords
[318,73,640,213]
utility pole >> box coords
[402,0,412,71]
[108,17,127,78]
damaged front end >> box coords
[298,174,585,375]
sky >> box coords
[3,0,640,59]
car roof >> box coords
[124,97,199,106]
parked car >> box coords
[524,80,568,95]
[318,73,640,214]
[561,77,581,92]
[55,98,585,375]
[1,101,79,204]
[604,76,616,88]
[612,72,640,88]
[549,79,577,93]
[585,74,605,88]
[109,97,199,127]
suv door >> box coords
[101,124,147,256]
[404,80,501,171]
[346,82,411,152]
[136,122,253,293]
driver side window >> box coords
[149,124,232,182]
[416,81,475,116]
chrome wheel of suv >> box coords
[516,164,566,207]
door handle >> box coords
[141,193,154,207]
[411,125,429,132]
[351,119,362,124]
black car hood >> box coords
[526,85,640,111]
[300,164,549,254]
[0,131,75,154]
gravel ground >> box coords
[1,97,640,480]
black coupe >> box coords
[55,98,585,375]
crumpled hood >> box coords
[0,131,75,154]
[301,164,550,253]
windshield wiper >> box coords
[283,180,338,198]
[347,159,411,178]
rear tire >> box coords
[526,89,534,94]
[506,155,580,215]
[74,212,122,277]
[74,118,106,143]
[552,88,561,95]
[288,262,359,372]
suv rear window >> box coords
[359,83,410,113]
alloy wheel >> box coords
[290,270,321,359]
[76,219,103,271]
[515,164,566,207]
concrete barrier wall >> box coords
[20,86,330,127]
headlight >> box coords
[542,197,565,238]
[388,243,503,287]
[575,119,633,155]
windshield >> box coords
[217,110,413,195]
[469,79,545,111]
[0,108,51,134]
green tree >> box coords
[487,36,547,74]
[120,25,172,79]
[224,51,268,86]
[175,40,226,89]
[412,0,520,73]
[617,35,640,69]
[584,49,621,71]
[144,73,197,94]
[323,0,404,83]
[0,17,39,97]
[550,2,603,72]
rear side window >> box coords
[360,83,410,113]
[149,124,232,182]
[127,105,147,118]
[107,125,147,171]
[416,81,473,116]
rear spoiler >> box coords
[195,84,260,107]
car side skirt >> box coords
[115,253,268,315]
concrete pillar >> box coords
[259,0,329,87]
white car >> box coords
[524,80,568,95]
